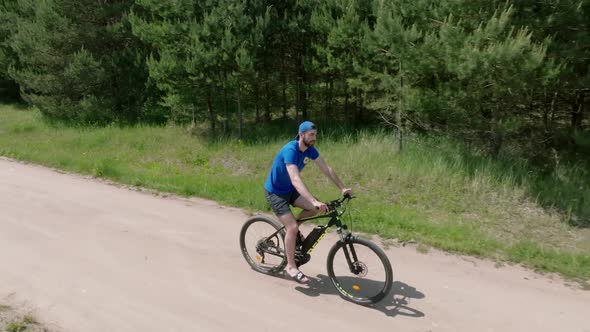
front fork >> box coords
[336,228,361,274]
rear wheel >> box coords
[239,215,287,274]
[327,236,393,305]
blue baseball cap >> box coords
[295,121,316,140]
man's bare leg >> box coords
[294,195,320,240]
[294,195,319,220]
[297,208,319,221]
[277,212,310,283]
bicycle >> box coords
[239,195,393,305]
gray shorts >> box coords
[265,190,301,216]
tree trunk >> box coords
[394,61,403,152]
[296,54,307,122]
[344,85,350,125]
[571,91,584,130]
[490,132,503,159]
[355,89,362,123]
[489,104,503,159]
[281,56,287,119]
[264,78,271,122]
[296,78,301,122]
[394,107,403,152]
[570,91,585,152]
[207,89,215,137]
[237,82,243,139]
[223,73,229,134]
[545,91,557,131]
[542,89,549,130]
[254,83,260,123]
[304,77,310,120]
[325,76,333,123]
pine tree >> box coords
[310,0,370,124]
[362,1,558,155]
[131,1,214,128]
[0,0,31,101]
[512,0,589,154]
[132,0,270,136]
[362,0,424,151]
[8,0,150,123]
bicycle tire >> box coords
[239,215,287,274]
[327,237,393,305]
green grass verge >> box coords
[5,315,36,332]
[1,304,42,332]
[1,104,589,281]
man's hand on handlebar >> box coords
[341,188,353,198]
[313,200,329,213]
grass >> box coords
[1,104,589,281]
[1,303,42,332]
[5,315,36,332]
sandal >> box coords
[287,270,310,284]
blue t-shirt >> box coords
[264,140,320,194]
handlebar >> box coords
[326,194,355,211]
[300,195,354,223]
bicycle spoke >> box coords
[240,217,287,274]
[328,237,393,304]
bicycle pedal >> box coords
[295,252,311,267]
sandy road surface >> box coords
[1,158,589,332]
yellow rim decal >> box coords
[336,284,353,298]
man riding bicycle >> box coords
[264,121,352,283]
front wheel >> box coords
[327,236,393,305]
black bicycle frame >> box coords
[261,210,341,253]
[297,199,360,273]
[297,211,343,255]
[261,196,358,272]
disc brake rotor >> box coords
[352,261,368,277]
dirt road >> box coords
[1,157,588,332]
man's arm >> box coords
[314,157,352,196]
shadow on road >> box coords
[293,273,425,318]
